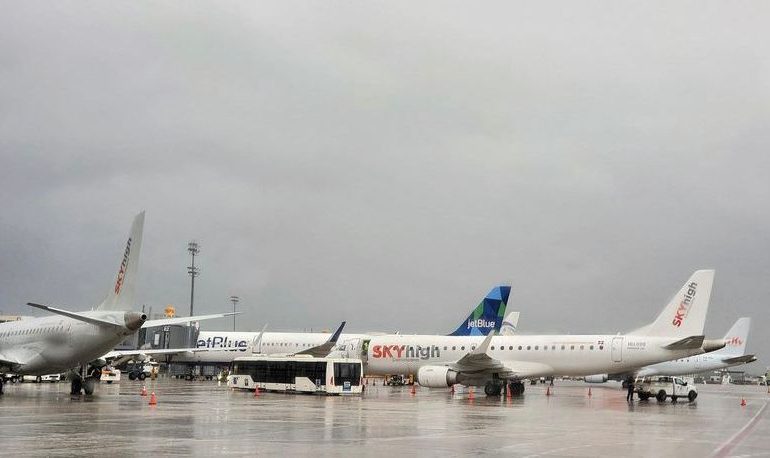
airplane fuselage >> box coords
[0,312,135,375]
[363,334,706,379]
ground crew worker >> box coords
[626,378,635,402]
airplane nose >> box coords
[124,311,147,331]
[702,339,726,353]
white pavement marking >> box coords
[712,401,768,458]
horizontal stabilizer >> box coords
[27,302,125,330]
[721,354,757,365]
[143,312,240,328]
[663,335,704,350]
[296,321,346,358]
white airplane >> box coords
[0,212,234,395]
[362,270,725,396]
[639,316,755,377]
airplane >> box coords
[108,285,512,366]
[584,317,756,382]
[361,270,726,396]
[0,212,234,395]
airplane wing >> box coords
[102,347,215,360]
[295,321,346,358]
[27,302,125,330]
[448,331,554,379]
[721,354,757,365]
[143,312,239,328]
[0,354,21,372]
[662,335,705,350]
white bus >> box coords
[228,355,363,395]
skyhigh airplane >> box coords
[584,317,756,383]
[362,270,725,396]
[0,212,234,395]
[118,285,511,365]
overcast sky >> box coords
[1,2,768,372]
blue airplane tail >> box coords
[448,285,511,336]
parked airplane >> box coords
[113,285,511,365]
[0,212,233,395]
[362,270,725,396]
[584,317,755,382]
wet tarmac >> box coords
[0,378,768,457]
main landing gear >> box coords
[70,366,100,395]
[483,380,526,396]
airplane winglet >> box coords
[474,330,496,355]
[295,321,347,358]
[251,324,268,354]
[329,321,346,344]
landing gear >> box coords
[70,376,83,395]
[508,381,525,396]
[484,381,504,396]
[83,377,96,395]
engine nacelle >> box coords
[417,366,459,388]
[584,374,609,383]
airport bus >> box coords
[228,355,363,395]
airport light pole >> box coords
[187,241,200,317]
[229,296,239,331]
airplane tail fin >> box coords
[499,311,520,336]
[719,317,751,356]
[629,270,714,338]
[95,212,145,311]
[448,285,510,336]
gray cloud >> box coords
[1,1,768,372]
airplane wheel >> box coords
[656,390,667,402]
[688,391,697,402]
[71,377,83,395]
[83,378,96,395]
[484,382,502,397]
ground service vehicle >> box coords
[636,376,698,402]
[100,367,121,384]
[228,355,363,395]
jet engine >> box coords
[124,312,147,331]
[417,366,459,388]
[583,374,609,383]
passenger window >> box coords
[526,346,531,350]
[443,346,447,351]
[551,345,556,350]
[490,346,494,350]
[461,346,465,351]
[544,346,547,351]
[534,346,539,350]
[452,346,456,351]
[472,346,476,350]
[590,345,594,350]
[570,345,575,350]
[580,345,584,350]
[517,346,522,350]
[509,346,513,350]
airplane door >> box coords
[611,337,623,362]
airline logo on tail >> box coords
[725,337,744,347]
[449,285,511,336]
[672,282,697,328]
[114,237,132,294]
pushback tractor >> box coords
[228,355,363,395]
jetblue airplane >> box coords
[117,285,511,364]
[362,270,726,396]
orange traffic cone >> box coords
[410,383,416,395]
[468,387,475,400]
[450,384,455,394]
[254,385,261,397]
[148,392,157,406]
[546,386,551,396]
[587,387,592,397]
[140,385,147,397]
[740,398,747,407]
[506,383,512,399]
